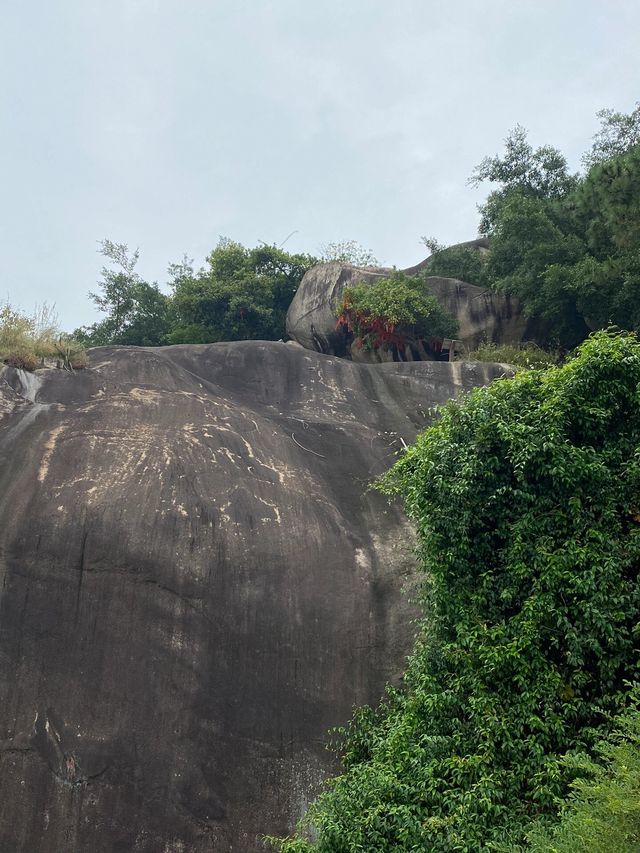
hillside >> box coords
[0,343,506,852]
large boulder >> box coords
[286,246,527,358]
[0,346,509,852]
[418,276,526,349]
[285,260,388,355]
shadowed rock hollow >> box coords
[0,343,508,851]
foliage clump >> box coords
[76,239,173,347]
[75,238,317,348]
[466,341,559,369]
[0,303,85,372]
[422,238,490,288]
[420,105,640,351]
[526,693,640,852]
[318,239,378,267]
[336,271,457,353]
[168,239,316,344]
[472,108,640,348]
[269,331,640,852]
[582,101,640,169]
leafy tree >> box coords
[458,109,640,348]
[582,102,640,169]
[470,125,578,234]
[335,272,457,354]
[168,239,316,344]
[269,331,640,852]
[319,239,378,267]
[77,240,171,347]
[482,191,589,346]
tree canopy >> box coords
[75,240,172,347]
[168,239,316,344]
[318,239,378,267]
[425,104,640,349]
[75,239,317,348]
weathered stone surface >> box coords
[286,248,527,357]
[285,261,389,356]
[419,276,526,349]
[0,346,509,852]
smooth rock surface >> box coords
[0,345,509,852]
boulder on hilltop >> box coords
[286,241,528,360]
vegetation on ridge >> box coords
[428,103,640,349]
[335,271,457,353]
[465,341,559,370]
[0,303,86,372]
[74,238,317,348]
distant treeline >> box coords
[75,103,639,356]
[427,103,640,348]
[74,238,318,349]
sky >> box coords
[1,0,639,330]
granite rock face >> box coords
[0,345,509,852]
[286,250,527,358]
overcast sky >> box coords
[1,0,639,329]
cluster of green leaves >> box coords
[269,331,640,852]
[582,103,640,169]
[336,272,458,352]
[76,239,317,348]
[467,106,640,348]
[421,238,490,288]
[0,302,85,371]
[168,239,316,344]
[526,692,640,852]
[76,240,172,347]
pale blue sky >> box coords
[1,0,639,329]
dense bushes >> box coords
[76,239,317,348]
[336,271,457,353]
[466,341,559,369]
[526,695,640,852]
[168,240,316,344]
[422,241,489,288]
[269,331,640,851]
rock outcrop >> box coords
[286,250,527,359]
[0,345,509,851]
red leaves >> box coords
[336,306,406,350]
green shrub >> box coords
[424,243,489,287]
[524,695,640,852]
[269,331,640,852]
[466,341,560,369]
[169,240,317,344]
[336,271,457,352]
